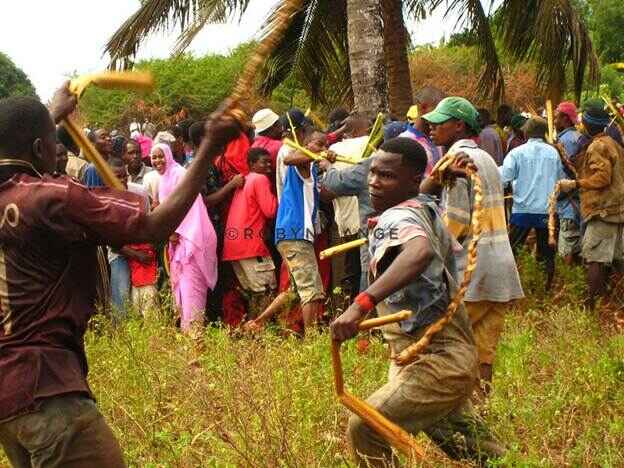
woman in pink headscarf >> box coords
[151,143,218,334]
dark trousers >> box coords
[508,224,555,282]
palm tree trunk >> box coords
[346,0,389,119]
[381,0,413,118]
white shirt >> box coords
[276,145,293,201]
[142,170,161,203]
[327,136,368,237]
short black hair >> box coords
[379,137,428,174]
[174,119,193,143]
[112,135,127,158]
[247,147,270,166]
[189,121,205,147]
[327,107,349,131]
[0,96,52,157]
[56,124,80,155]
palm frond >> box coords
[447,0,505,102]
[105,0,251,69]
[258,0,351,108]
[403,0,504,102]
[402,0,432,21]
[497,0,599,101]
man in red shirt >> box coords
[223,147,278,321]
[0,84,237,467]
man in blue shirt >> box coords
[501,117,566,289]
[555,102,583,264]
[82,128,112,188]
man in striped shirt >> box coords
[422,97,524,395]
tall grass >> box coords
[1,254,623,466]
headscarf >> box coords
[154,143,218,290]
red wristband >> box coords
[354,292,377,312]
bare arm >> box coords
[284,150,313,166]
[136,117,239,242]
[203,176,242,207]
[330,236,433,342]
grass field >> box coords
[2,254,624,467]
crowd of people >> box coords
[1,80,624,467]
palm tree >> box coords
[346,0,389,118]
[105,0,599,118]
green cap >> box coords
[422,97,481,132]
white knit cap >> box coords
[252,108,280,134]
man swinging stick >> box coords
[0,84,239,467]
[330,137,504,467]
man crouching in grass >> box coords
[330,137,504,467]
[0,84,238,467]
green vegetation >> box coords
[79,43,308,131]
[3,254,621,466]
[0,52,37,100]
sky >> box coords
[2,0,457,101]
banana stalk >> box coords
[546,99,556,144]
[361,112,385,159]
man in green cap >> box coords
[421,97,523,396]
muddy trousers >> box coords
[347,313,503,467]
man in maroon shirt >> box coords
[0,84,237,467]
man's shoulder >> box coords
[590,134,621,153]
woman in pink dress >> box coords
[151,143,218,334]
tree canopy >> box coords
[0,52,37,100]
[588,0,624,63]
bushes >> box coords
[79,43,308,131]
[409,45,541,111]
[0,52,37,99]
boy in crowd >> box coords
[107,158,152,319]
[331,137,503,466]
[275,109,309,199]
[250,131,331,332]
[223,147,278,320]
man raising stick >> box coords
[0,84,237,467]
[330,137,503,467]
